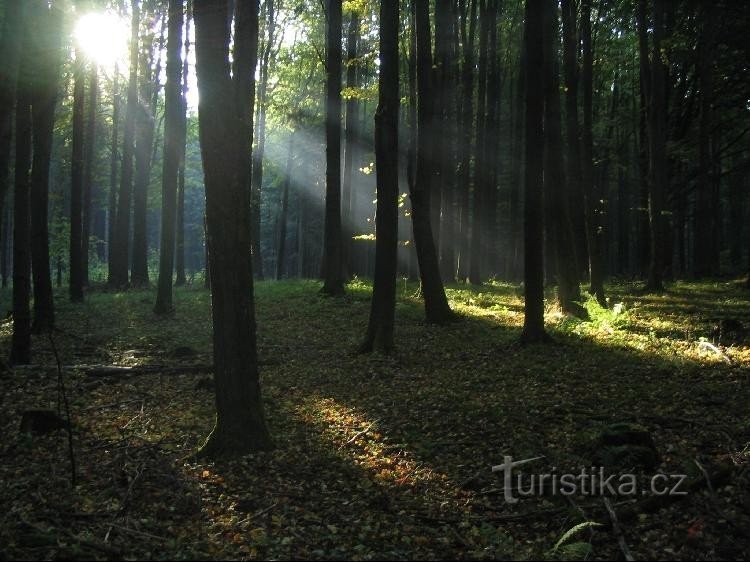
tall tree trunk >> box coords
[469,0,489,285]
[0,0,25,231]
[155,0,184,315]
[506,38,524,281]
[581,0,606,305]
[636,0,651,278]
[361,0,398,353]
[175,0,191,287]
[694,3,715,277]
[249,0,274,281]
[342,8,359,277]
[82,65,98,287]
[108,64,120,272]
[11,54,32,365]
[521,0,550,344]
[321,0,344,295]
[412,0,454,323]
[110,0,141,288]
[483,0,501,277]
[70,47,86,303]
[560,0,587,278]
[193,0,271,458]
[645,0,667,291]
[29,1,61,330]
[542,0,587,319]
[132,15,165,287]
[456,0,477,282]
[276,132,294,280]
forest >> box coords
[0,0,749,559]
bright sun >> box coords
[75,12,129,70]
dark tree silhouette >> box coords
[69,45,86,303]
[361,0,399,353]
[155,0,185,315]
[193,0,272,458]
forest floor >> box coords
[0,278,748,561]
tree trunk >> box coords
[412,0,454,323]
[560,0,587,279]
[469,0,489,285]
[0,0,25,232]
[581,0,606,306]
[457,0,477,282]
[645,0,667,291]
[132,15,166,287]
[193,0,272,458]
[11,56,32,365]
[321,0,344,295]
[250,0,274,281]
[29,1,61,330]
[70,47,86,303]
[342,9,359,277]
[276,132,294,280]
[521,0,550,344]
[361,0,399,353]
[82,65,98,287]
[110,0,141,289]
[175,0,191,287]
[542,0,587,319]
[108,64,120,272]
[155,0,184,315]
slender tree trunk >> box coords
[469,0,489,285]
[110,0,141,288]
[193,0,272,458]
[361,0,399,353]
[175,0,191,287]
[108,65,120,271]
[342,9,359,276]
[276,133,294,280]
[457,0,477,282]
[321,0,345,295]
[560,0,587,278]
[11,59,32,365]
[581,0,606,305]
[542,0,587,319]
[0,0,25,230]
[483,0,501,277]
[694,4,715,277]
[507,39,524,281]
[155,0,184,315]
[412,0,454,323]
[521,0,550,344]
[82,65,98,287]
[29,2,61,330]
[646,0,667,291]
[70,47,86,303]
[250,0,273,281]
[132,16,165,287]
[636,0,651,278]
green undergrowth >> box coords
[0,278,748,560]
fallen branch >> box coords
[603,497,635,561]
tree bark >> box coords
[29,1,61,330]
[321,0,345,295]
[542,0,587,319]
[108,64,120,273]
[155,0,184,315]
[82,65,98,287]
[412,0,455,324]
[342,8,359,277]
[361,0,399,353]
[70,47,86,303]
[0,0,25,232]
[110,0,141,289]
[11,50,32,365]
[276,132,294,280]
[175,0,191,287]
[581,0,606,306]
[521,0,550,344]
[193,0,272,458]
[645,0,667,291]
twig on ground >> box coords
[603,497,635,561]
